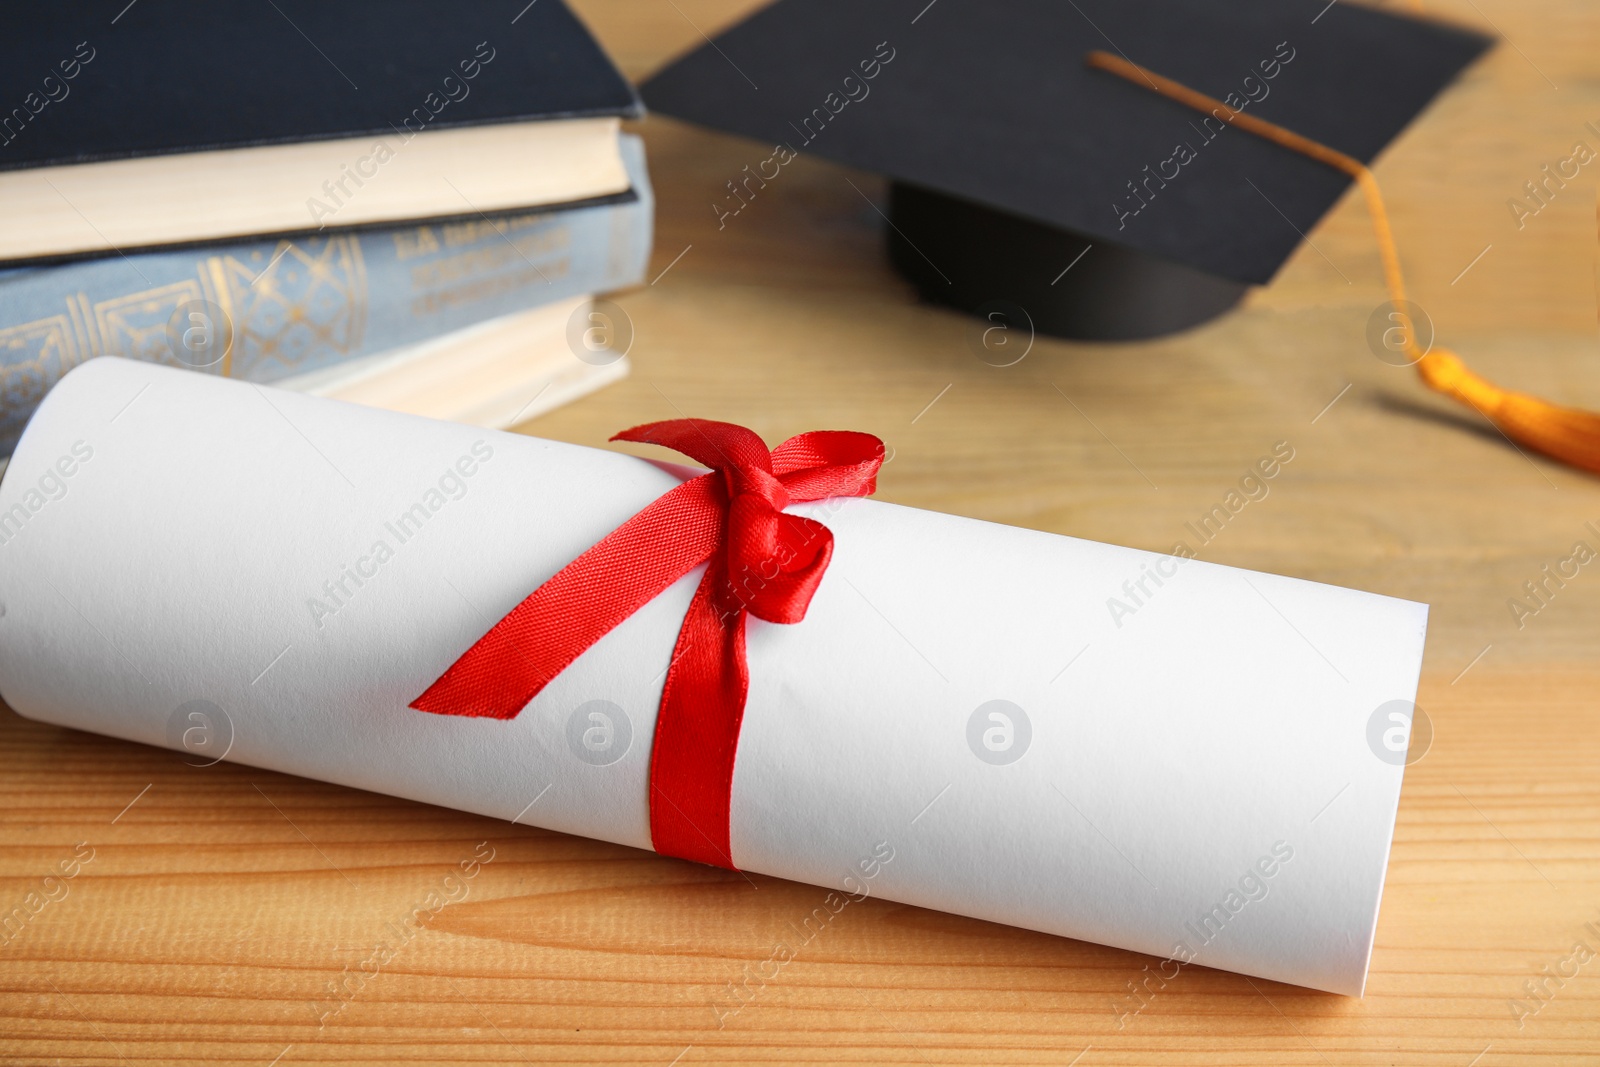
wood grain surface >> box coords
[4,1,1599,1063]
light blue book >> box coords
[0,134,651,454]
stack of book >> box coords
[0,0,651,458]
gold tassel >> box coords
[1087,50,1600,476]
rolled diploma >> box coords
[0,357,1426,995]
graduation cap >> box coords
[642,0,1490,341]
[647,2,1600,478]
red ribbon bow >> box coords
[411,419,885,869]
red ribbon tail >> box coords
[410,476,724,719]
[648,557,749,870]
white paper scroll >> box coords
[0,357,1427,995]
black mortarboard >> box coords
[642,0,1491,339]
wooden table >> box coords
[4,1,1598,1063]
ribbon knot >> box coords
[724,458,788,506]
[412,418,885,869]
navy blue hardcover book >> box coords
[0,0,643,264]
[1,1,638,168]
